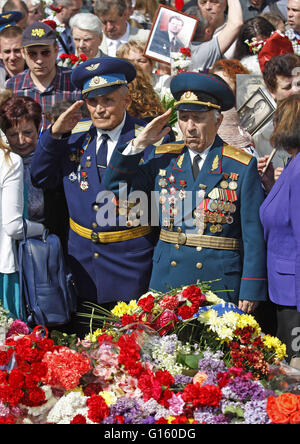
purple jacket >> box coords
[260,152,300,312]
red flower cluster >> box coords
[179,47,191,57]
[182,382,222,409]
[133,285,209,336]
[0,326,56,409]
[137,294,155,312]
[87,394,110,423]
[228,327,269,379]
[177,285,207,320]
[41,347,91,390]
[267,393,300,424]
[59,53,88,65]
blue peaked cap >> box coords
[0,11,23,32]
[71,57,136,98]
[170,71,235,112]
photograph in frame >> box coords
[237,87,276,136]
[144,4,198,65]
[236,74,267,110]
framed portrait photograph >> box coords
[144,4,198,65]
[237,87,276,136]
[236,74,267,110]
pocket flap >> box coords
[275,259,295,275]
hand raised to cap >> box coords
[132,108,172,150]
[51,100,85,139]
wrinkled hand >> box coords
[257,155,275,192]
[238,300,260,313]
[132,108,172,150]
[51,100,84,138]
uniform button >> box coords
[174,244,180,249]
[93,252,99,259]
[196,262,203,269]
[93,204,99,211]
[92,222,97,228]
[177,227,182,233]
[171,260,177,267]
[196,247,202,252]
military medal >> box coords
[80,171,89,191]
[68,171,77,182]
[158,169,168,187]
[168,173,176,183]
[85,156,92,168]
[229,173,239,190]
[208,187,219,200]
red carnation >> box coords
[155,370,175,387]
[42,19,57,30]
[70,414,87,424]
[138,294,155,312]
[87,394,109,423]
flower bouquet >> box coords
[58,53,88,69]
[170,47,192,75]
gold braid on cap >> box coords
[174,91,221,110]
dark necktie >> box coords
[192,154,201,180]
[170,37,176,52]
[96,133,110,180]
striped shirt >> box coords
[5,65,81,130]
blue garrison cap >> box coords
[71,57,136,98]
[0,11,23,32]
[170,71,235,112]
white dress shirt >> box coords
[188,144,212,172]
[96,112,127,163]
[0,150,44,273]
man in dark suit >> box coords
[31,57,170,335]
[150,14,185,57]
[104,72,268,315]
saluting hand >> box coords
[132,108,172,150]
[51,100,85,139]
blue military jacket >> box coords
[31,113,158,304]
[103,135,268,304]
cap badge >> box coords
[31,28,45,38]
[180,91,198,101]
[86,63,100,71]
[89,76,107,87]
[2,14,12,19]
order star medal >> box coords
[80,171,89,191]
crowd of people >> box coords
[0,0,300,364]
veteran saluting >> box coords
[103,72,268,313]
[31,57,168,334]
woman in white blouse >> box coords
[0,143,44,319]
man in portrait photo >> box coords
[149,13,185,58]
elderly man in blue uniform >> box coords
[103,72,268,314]
[31,57,162,329]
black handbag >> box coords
[18,220,77,327]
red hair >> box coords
[0,95,42,133]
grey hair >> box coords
[93,0,127,16]
[69,12,103,35]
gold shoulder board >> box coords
[222,145,252,165]
[155,143,185,155]
[71,120,92,134]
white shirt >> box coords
[106,22,130,57]
[0,150,44,273]
[188,145,212,172]
[96,112,127,163]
